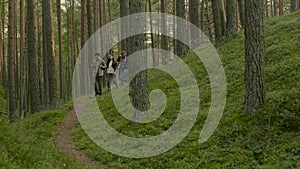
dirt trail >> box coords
[55,108,109,169]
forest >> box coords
[0,0,300,168]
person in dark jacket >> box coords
[106,54,118,91]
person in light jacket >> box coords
[91,53,106,95]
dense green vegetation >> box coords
[0,100,91,169]
[73,11,300,168]
[0,11,299,169]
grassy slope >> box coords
[0,100,91,169]
[73,11,300,168]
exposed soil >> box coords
[55,108,110,169]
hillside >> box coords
[0,11,299,169]
[73,11,300,168]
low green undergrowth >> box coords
[73,11,300,168]
[0,102,90,169]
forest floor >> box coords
[55,109,103,168]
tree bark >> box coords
[200,0,205,39]
[81,0,88,47]
[176,0,188,56]
[1,0,6,90]
[238,0,245,28]
[120,0,129,52]
[19,0,25,117]
[274,0,277,16]
[189,0,200,46]
[244,0,266,114]
[42,0,57,109]
[37,2,43,105]
[279,0,284,15]
[218,0,226,36]
[129,0,148,118]
[271,0,274,17]
[212,0,222,47]
[8,0,17,122]
[148,0,156,66]
[290,0,297,12]
[0,3,3,83]
[87,0,93,37]
[161,0,168,63]
[205,0,213,41]
[27,0,42,113]
[226,0,237,38]
[57,0,66,103]
[265,0,269,19]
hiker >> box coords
[117,51,128,85]
[91,53,106,96]
[106,54,118,91]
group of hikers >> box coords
[92,51,128,96]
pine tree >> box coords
[27,0,42,113]
[7,0,17,122]
[226,0,237,38]
[244,0,266,114]
[42,0,57,109]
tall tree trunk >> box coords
[0,18,2,81]
[161,0,168,63]
[265,0,269,19]
[212,0,222,47]
[120,0,129,52]
[244,0,266,114]
[238,0,245,28]
[37,1,43,104]
[94,0,99,31]
[19,0,25,118]
[148,0,156,66]
[1,0,6,89]
[290,0,297,12]
[27,0,41,113]
[0,4,3,82]
[71,0,77,68]
[205,0,213,41]
[274,0,277,16]
[279,0,284,15]
[176,0,188,56]
[107,0,113,54]
[200,0,205,39]
[218,0,226,36]
[81,0,88,47]
[42,0,57,109]
[173,0,176,54]
[8,0,17,122]
[189,0,200,46]
[226,0,237,38]
[87,0,93,37]
[129,0,147,120]
[14,0,18,104]
[81,0,88,94]
[271,0,274,17]
[57,0,66,103]
[99,0,104,54]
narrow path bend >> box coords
[55,108,109,169]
